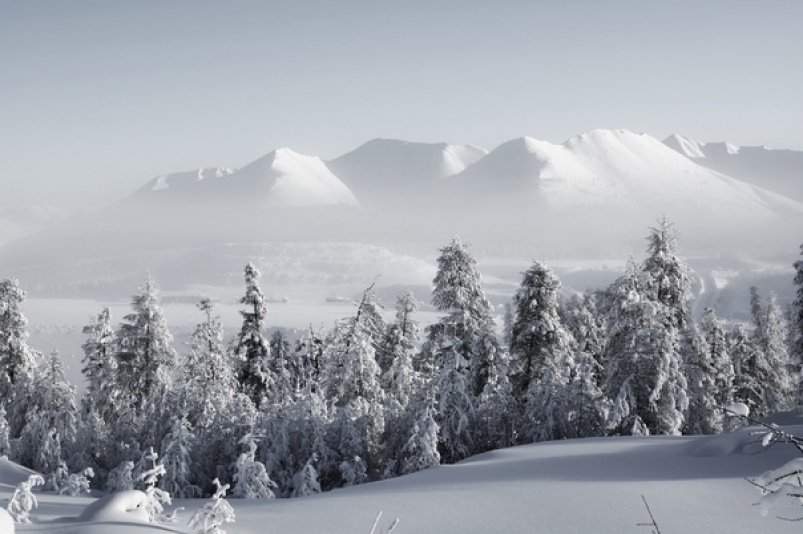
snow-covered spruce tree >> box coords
[159,415,201,498]
[474,322,517,450]
[424,238,494,383]
[7,474,44,523]
[562,292,606,382]
[684,325,722,435]
[381,292,421,416]
[431,333,475,463]
[0,278,42,438]
[34,352,78,449]
[321,285,386,472]
[566,348,610,439]
[136,447,172,523]
[603,259,688,436]
[749,289,794,412]
[685,308,735,434]
[232,433,277,499]
[81,307,117,421]
[509,261,568,401]
[115,275,177,416]
[69,409,107,483]
[268,329,295,407]
[399,390,440,475]
[292,326,324,394]
[188,478,236,534]
[361,290,388,361]
[232,263,273,408]
[793,243,803,368]
[178,298,238,431]
[291,455,322,497]
[641,216,692,330]
[106,459,135,492]
[0,406,10,457]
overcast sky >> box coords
[2,0,802,210]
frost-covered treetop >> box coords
[432,237,492,320]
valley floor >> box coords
[4,421,803,533]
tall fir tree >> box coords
[80,307,117,422]
[604,259,688,436]
[233,263,273,407]
[641,217,692,330]
[159,415,201,498]
[793,244,803,367]
[381,292,421,416]
[115,275,177,415]
[0,278,42,437]
[750,289,794,412]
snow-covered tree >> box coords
[603,260,688,436]
[565,349,610,439]
[178,298,238,430]
[57,467,94,496]
[106,460,135,492]
[641,217,692,329]
[7,474,44,523]
[381,292,421,415]
[268,329,295,407]
[232,433,277,499]
[474,324,517,450]
[188,478,236,534]
[293,326,324,393]
[749,289,794,412]
[431,335,475,463]
[0,406,9,457]
[684,325,722,435]
[233,263,273,407]
[115,275,177,415]
[34,352,78,449]
[0,278,42,437]
[136,447,172,523]
[291,455,322,497]
[509,261,570,400]
[399,391,440,474]
[793,244,803,365]
[160,415,201,498]
[81,307,117,420]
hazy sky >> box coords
[2,0,802,209]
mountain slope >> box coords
[327,138,487,197]
[664,134,803,202]
[449,129,801,217]
[134,149,357,208]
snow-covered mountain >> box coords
[2,129,801,293]
[664,134,803,202]
[132,149,357,208]
[327,138,486,200]
[449,129,797,216]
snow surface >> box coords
[664,134,803,202]
[4,424,803,533]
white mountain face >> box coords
[664,134,803,202]
[326,138,487,197]
[449,129,797,216]
[133,149,357,208]
[2,129,801,288]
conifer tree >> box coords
[749,289,794,412]
[0,406,10,457]
[268,329,295,407]
[381,293,421,415]
[81,307,117,421]
[474,334,516,450]
[684,325,722,434]
[291,455,322,497]
[509,261,570,399]
[159,415,201,498]
[179,298,237,430]
[793,244,803,364]
[642,217,692,329]
[431,336,475,463]
[399,392,440,475]
[232,433,277,499]
[604,260,688,436]
[0,278,42,437]
[233,263,273,407]
[115,275,177,415]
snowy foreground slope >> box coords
[4,422,803,534]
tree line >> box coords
[0,217,801,500]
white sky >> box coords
[1,0,802,210]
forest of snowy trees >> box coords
[1,218,802,502]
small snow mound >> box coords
[0,509,13,534]
[78,490,150,524]
[0,458,37,489]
